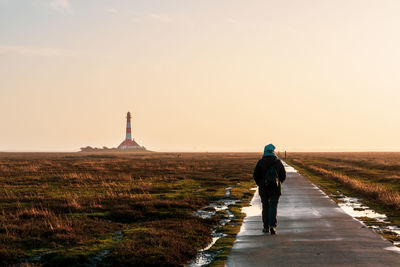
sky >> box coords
[1,0,400,152]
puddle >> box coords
[225,187,232,197]
[282,161,297,173]
[202,232,226,251]
[195,209,216,219]
[241,187,259,217]
[88,230,124,266]
[333,193,387,221]
[387,226,400,236]
[211,199,237,211]
[329,191,400,249]
[189,186,237,267]
[384,246,400,253]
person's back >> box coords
[253,144,286,234]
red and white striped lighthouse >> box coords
[118,111,142,150]
[125,111,132,141]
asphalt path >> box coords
[226,163,400,266]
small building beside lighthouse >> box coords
[117,112,145,150]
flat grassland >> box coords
[286,152,400,225]
[0,152,259,266]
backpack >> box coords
[263,160,279,189]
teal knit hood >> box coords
[263,144,276,157]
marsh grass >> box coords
[0,152,259,266]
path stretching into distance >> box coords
[226,163,400,267]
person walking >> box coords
[253,144,286,235]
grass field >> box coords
[286,152,400,227]
[0,152,259,266]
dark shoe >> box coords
[262,228,269,233]
[270,227,276,235]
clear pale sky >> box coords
[1,0,399,152]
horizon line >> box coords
[1,150,400,153]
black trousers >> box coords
[259,193,280,228]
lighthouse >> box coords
[118,112,143,150]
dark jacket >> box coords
[253,155,286,196]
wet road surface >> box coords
[226,163,400,266]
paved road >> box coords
[226,163,400,266]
